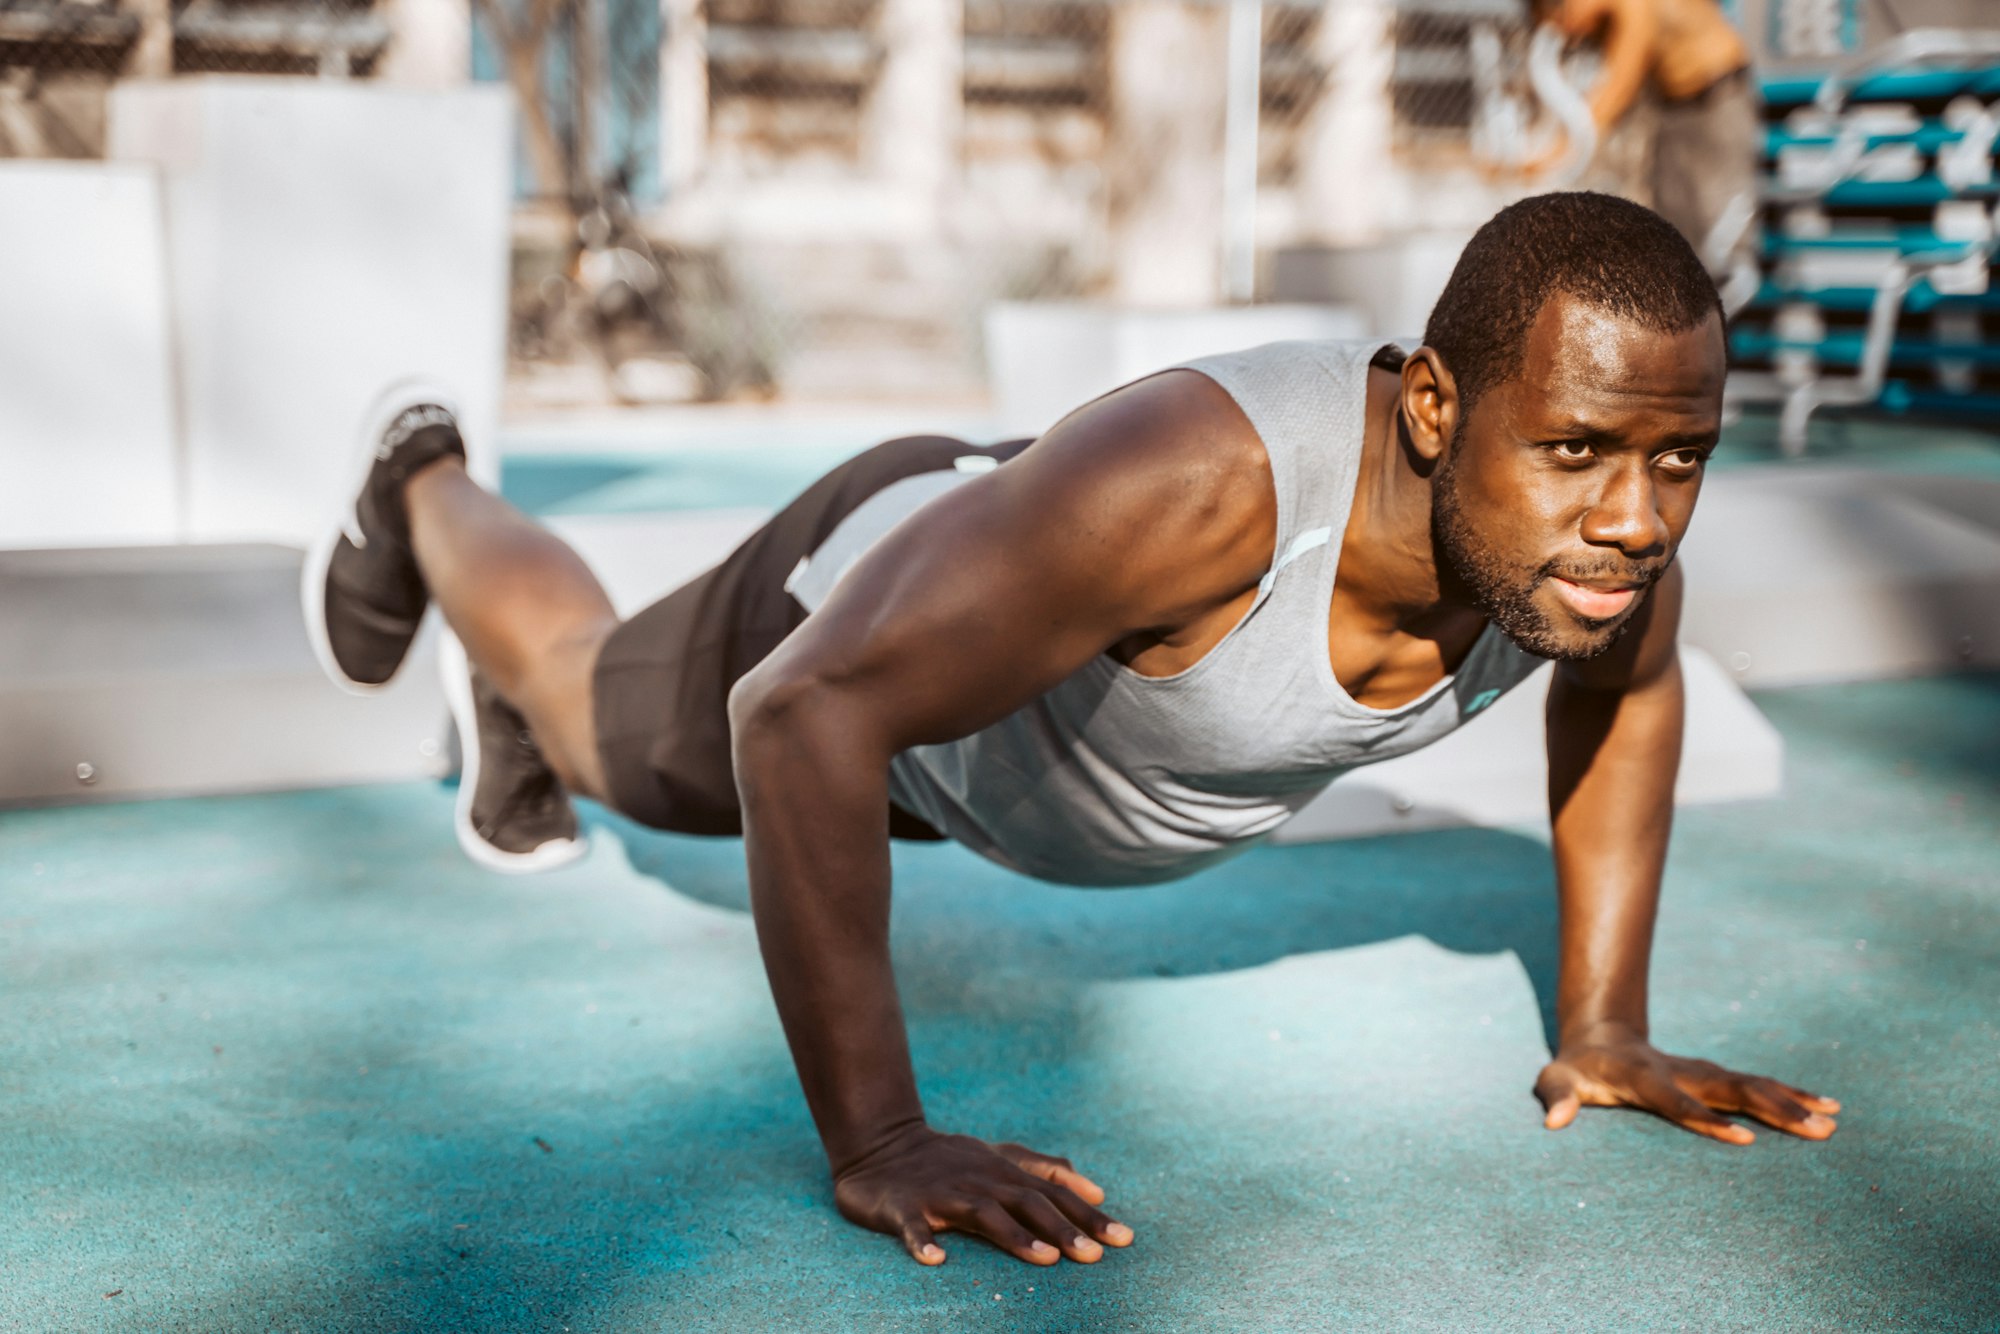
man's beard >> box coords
[1428,448,1667,662]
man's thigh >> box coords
[589,434,1032,837]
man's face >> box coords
[1429,293,1726,661]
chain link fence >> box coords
[577,0,1539,403]
[0,0,1540,401]
[0,0,392,157]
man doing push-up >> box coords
[304,192,1839,1270]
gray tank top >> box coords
[786,339,1545,886]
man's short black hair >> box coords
[1422,191,1723,420]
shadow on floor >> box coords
[280,815,1572,1332]
[12,669,2000,1330]
[596,811,1566,1051]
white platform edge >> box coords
[1272,646,1784,843]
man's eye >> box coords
[1549,440,1594,461]
[1659,448,1709,472]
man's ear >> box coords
[1401,347,1460,466]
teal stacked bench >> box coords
[1728,30,2000,453]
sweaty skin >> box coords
[728,293,1839,1268]
[1527,0,1750,174]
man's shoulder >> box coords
[1075,336,1380,476]
[1033,368,1275,524]
[993,369,1278,608]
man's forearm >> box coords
[732,687,927,1173]
[1545,656,1683,1044]
[1537,649,1841,1145]
[1587,0,1656,133]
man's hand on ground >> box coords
[833,1126,1136,1266]
[1534,1027,1842,1145]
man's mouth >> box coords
[1547,576,1639,619]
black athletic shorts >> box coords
[591,433,1033,839]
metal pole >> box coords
[574,0,603,197]
[126,0,174,78]
[1221,0,1263,304]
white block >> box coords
[548,509,770,618]
[1268,231,1478,341]
[107,79,513,547]
[0,544,447,807]
[1677,467,2000,685]
[1272,647,1784,842]
[0,163,179,548]
[984,302,1369,439]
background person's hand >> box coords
[1535,1026,1842,1144]
[1517,137,1571,179]
[833,1126,1135,1266]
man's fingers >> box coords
[1056,1190,1134,1249]
[1638,1073,1755,1145]
[1733,1080,1837,1139]
[1776,1082,1842,1116]
[996,1145,1134,1245]
[1712,1078,1813,1133]
[1002,1190,1104,1263]
[900,1217,946,1267]
[1534,1065,1583,1130]
[1684,1060,1841,1118]
[955,1199,1062,1266]
[1679,1068,1840,1138]
[998,1143,1107,1206]
[1015,1173,1128,1249]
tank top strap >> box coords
[1173,339,1394,575]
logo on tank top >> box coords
[1465,688,1501,716]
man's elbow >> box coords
[727,661,887,788]
[728,660,812,750]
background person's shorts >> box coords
[590,433,1033,838]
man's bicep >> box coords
[747,388,1271,751]
[749,485,1154,750]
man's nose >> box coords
[1579,463,1671,556]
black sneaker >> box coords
[440,631,587,873]
[303,381,468,694]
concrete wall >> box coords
[107,79,513,546]
[984,302,1371,437]
[0,163,180,548]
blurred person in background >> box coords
[1526,0,1760,295]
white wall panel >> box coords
[0,163,179,548]
[984,302,1369,439]
[109,79,513,546]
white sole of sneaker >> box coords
[439,629,589,875]
[301,376,467,698]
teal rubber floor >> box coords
[4,673,1996,1332]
